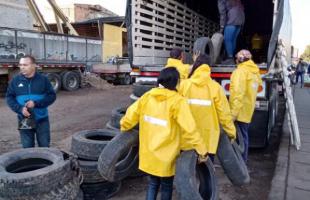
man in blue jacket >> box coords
[6,55,56,148]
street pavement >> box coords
[269,86,310,200]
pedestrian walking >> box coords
[295,58,306,88]
[120,67,207,200]
[179,53,236,162]
[229,50,262,162]
[6,55,56,148]
[218,0,245,64]
[165,48,190,80]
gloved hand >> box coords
[198,154,208,163]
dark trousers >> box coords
[146,175,174,200]
[295,72,304,87]
[236,121,250,162]
[19,118,50,148]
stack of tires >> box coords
[0,148,82,200]
[71,129,121,200]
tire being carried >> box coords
[217,133,250,186]
[0,148,81,200]
[193,37,215,65]
[132,81,157,97]
[97,130,139,182]
[71,129,119,161]
[175,150,218,200]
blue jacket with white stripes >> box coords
[6,72,56,121]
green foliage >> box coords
[301,45,310,62]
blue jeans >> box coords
[236,121,250,162]
[224,25,241,58]
[146,175,174,200]
[19,118,50,148]
[295,72,304,87]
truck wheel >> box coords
[217,133,250,186]
[175,150,218,200]
[193,37,215,65]
[0,148,80,198]
[132,81,157,97]
[71,129,119,161]
[98,130,139,182]
[121,74,132,85]
[45,73,61,92]
[62,71,80,91]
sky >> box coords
[36,0,309,55]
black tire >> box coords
[110,107,128,129]
[235,124,245,154]
[71,129,119,161]
[211,33,224,64]
[81,181,121,200]
[121,74,132,85]
[75,189,84,200]
[193,37,215,65]
[62,71,80,91]
[132,81,157,97]
[78,160,106,183]
[175,150,218,200]
[97,131,139,182]
[182,52,193,64]
[0,148,81,198]
[45,72,61,92]
[217,133,250,186]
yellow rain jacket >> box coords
[120,88,207,177]
[179,64,236,154]
[165,58,190,79]
[229,60,263,123]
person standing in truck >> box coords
[6,55,56,148]
[229,50,262,162]
[179,53,236,162]
[218,0,245,65]
[165,48,190,80]
[120,67,208,200]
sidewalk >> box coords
[269,87,310,200]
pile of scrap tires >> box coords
[0,148,83,200]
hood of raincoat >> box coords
[189,64,211,86]
[238,60,260,75]
[148,87,177,101]
[165,58,190,79]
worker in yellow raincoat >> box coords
[120,67,207,200]
[165,48,190,80]
[229,49,262,162]
[179,54,236,162]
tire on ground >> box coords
[98,130,139,182]
[175,150,218,200]
[110,107,128,129]
[132,81,157,97]
[45,72,61,92]
[78,160,106,183]
[0,148,80,199]
[81,181,121,200]
[62,71,80,91]
[71,129,119,161]
[193,37,215,65]
[217,133,250,186]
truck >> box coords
[0,27,102,94]
[125,0,292,147]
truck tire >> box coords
[0,148,81,199]
[175,150,218,200]
[78,160,106,183]
[75,190,84,200]
[120,74,132,85]
[81,181,121,200]
[62,71,80,91]
[110,107,128,129]
[217,133,250,186]
[182,52,193,64]
[71,129,119,161]
[45,73,61,92]
[211,33,224,64]
[235,124,245,154]
[132,81,157,97]
[98,131,139,182]
[193,37,215,65]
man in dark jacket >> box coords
[6,55,56,148]
[218,0,245,64]
[295,58,306,88]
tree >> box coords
[301,45,310,62]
